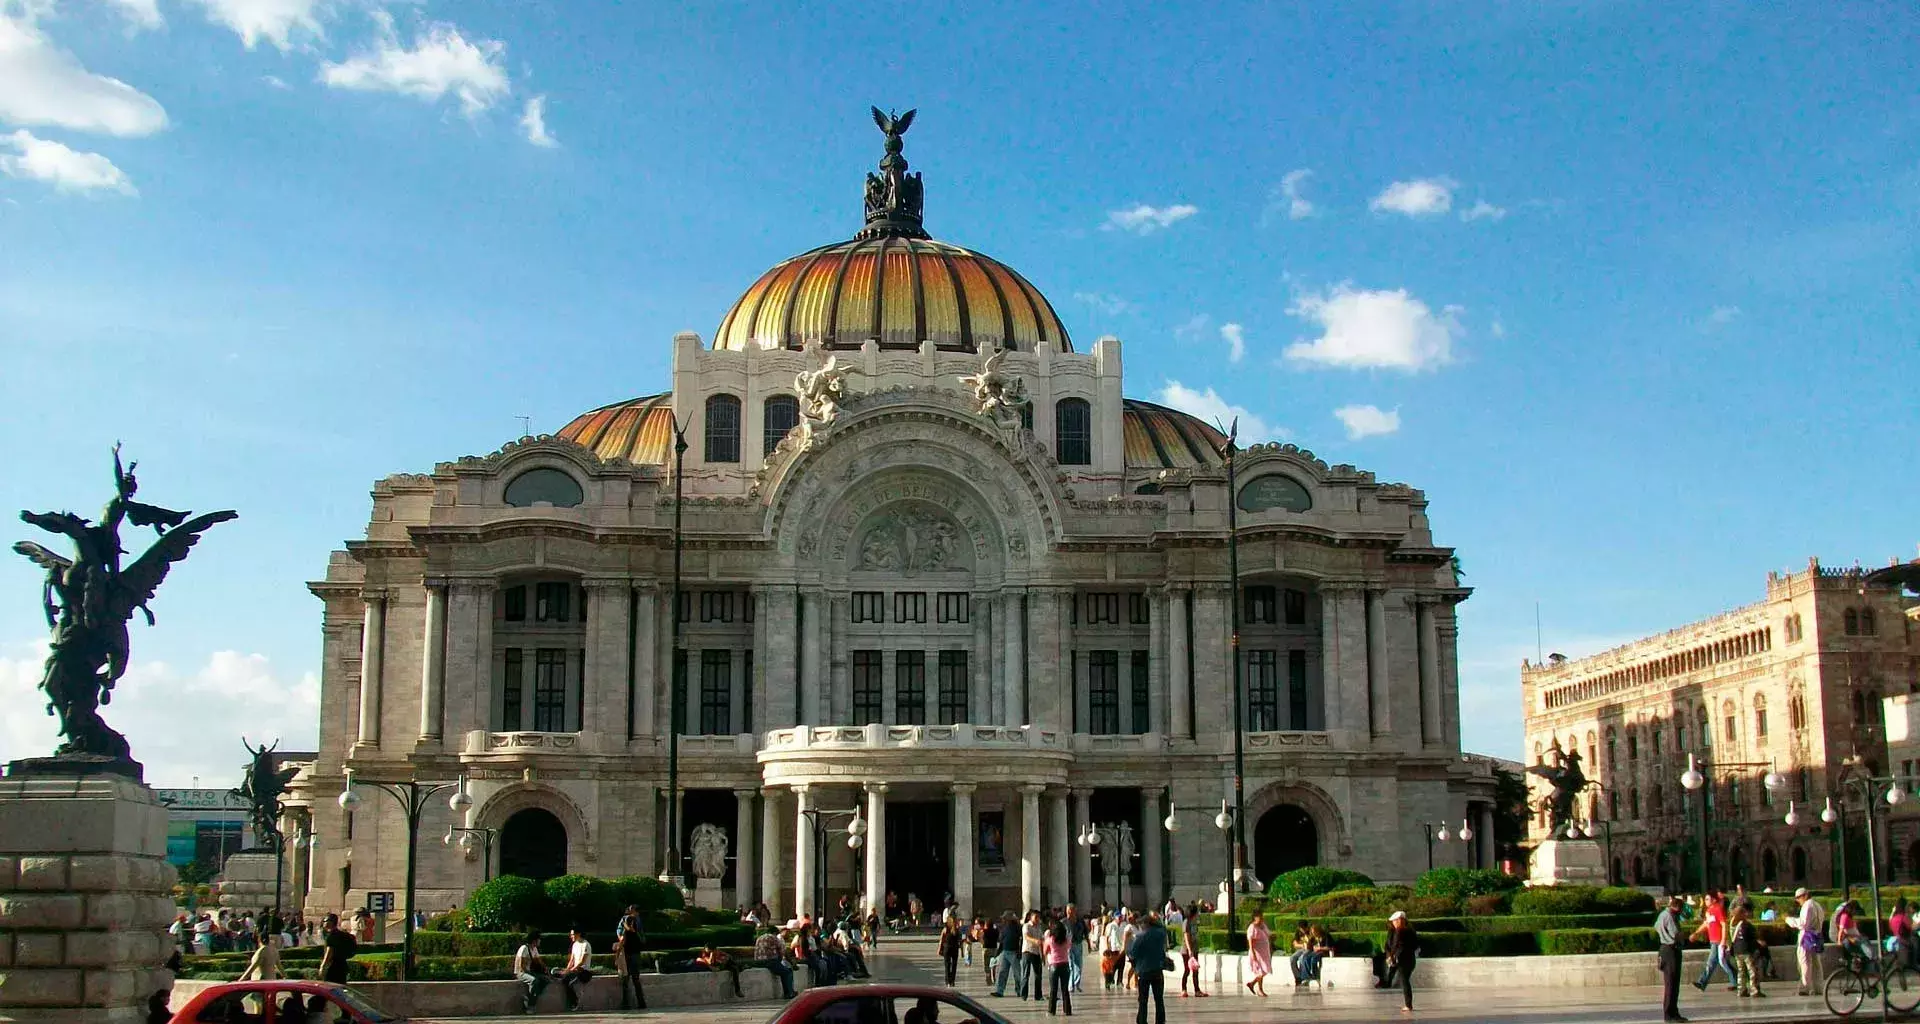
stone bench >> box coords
[1198,947,1831,990]
[169,964,811,1017]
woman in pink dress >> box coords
[1245,913,1272,995]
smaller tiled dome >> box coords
[555,393,674,465]
[1121,399,1228,469]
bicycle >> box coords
[1824,943,1920,1016]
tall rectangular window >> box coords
[1287,648,1309,729]
[1055,398,1092,465]
[535,582,572,623]
[937,650,968,724]
[1084,593,1120,624]
[937,593,971,624]
[1246,649,1279,732]
[1283,589,1308,625]
[699,650,731,734]
[533,648,567,731]
[1129,650,1149,735]
[1245,587,1277,625]
[894,592,927,624]
[503,586,527,622]
[704,394,741,463]
[763,395,800,456]
[1127,593,1151,625]
[852,651,883,725]
[700,591,735,623]
[895,650,927,724]
[1088,650,1120,735]
[741,650,754,734]
[852,592,885,623]
[501,647,523,730]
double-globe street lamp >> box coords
[1793,757,1910,1021]
[1077,820,1139,910]
[1677,753,1787,893]
[1419,820,1475,872]
[338,768,473,980]
[443,824,500,884]
[798,805,867,919]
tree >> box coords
[177,860,216,887]
[1493,766,1531,866]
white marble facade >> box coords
[289,147,1495,922]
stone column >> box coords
[1046,789,1070,907]
[1316,585,1342,738]
[1071,789,1094,906]
[763,589,798,729]
[1328,586,1369,737]
[1148,592,1168,736]
[760,789,784,918]
[733,788,758,909]
[1002,589,1025,725]
[631,585,657,739]
[829,595,850,726]
[1028,590,1063,730]
[1438,612,1462,750]
[864,784,889,915]
[583,579,631,738]
[972,594,994,724]
[356,591,387,747]
[800,590,825,725]
[0,773,177,1024]
[1191,587,1229,748]
[1020,784,1043,911]
[1141,788,1165,909]
[1418,599,1442,747]
[951,784,975,917]
[793,785,815,918]
[417,582,447,742]
[1366,589,1391,738]
[750,588,771,735]
[1167,587,1190,741]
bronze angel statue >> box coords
[12,445,236,765]
[234,737,299,848]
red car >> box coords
[767,985,1014,1024]
[169,981,399,1024]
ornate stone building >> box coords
[1522,559,1920,891]
[289,116,1492,921]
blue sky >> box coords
[3,0,1916,786]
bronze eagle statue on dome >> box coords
[12,445,236,767]
[871,106,915,141]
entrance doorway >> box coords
[884,802,950,914]
[499,808,568,880]
[1253,804,1317,884]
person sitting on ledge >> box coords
[661,945,744,996]
[513,931,551,1014]
[750,925,798,999]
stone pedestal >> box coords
[691,878,723,910]
[216,851,285,912]
[1527,838,1607,887]
[0,771,178,1024]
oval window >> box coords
[504,468,584,508]
[1236,474,1311,512]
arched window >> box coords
[1678,722,1689,751]
[504,467,584,507]
[762,395,799,456]
[1534,740,1543,764]
[1845,608,1860,635]
[1723,700,1738,744]
[1863,608,1878,635]
[1754,695,1769,741]
[1608,791,1619,820]
[1762,848,1779,885]
[1627,730,1639,762]
[1789,694,1806,732]
[1586,730,1597,768]
[1697,704,1711,747]
[1604,728,1617,770]
[704,394,741,463]
[1791,847,1809,882]
[1853,691,1867,724]
[1630,788,1641,818]
[1055,398,1092,465]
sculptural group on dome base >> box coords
[959,345,1031,426]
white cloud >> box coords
[103,0,162,29]
[1103,202,1198,235]
[1460,198,1507,222]
[1705,305,1742,328]
[1490,317,1507,339]
[1220,322,1246,363]
[1284,282,1462,372]
[1276,168,1315,220]
[0,9,168,136]
[1173,313,1211,342]
[0,129,135,194]
[0,641,319,788]
[186,0,325,51]
[1333,403,1401,440]
[319,12,509,116]
[261,74,289,90]
[1156,380,1286,443]
[1370,176,1456,217]
[1072,291,1135,317]
[519,94,555,147]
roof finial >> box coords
[857,106,929,240]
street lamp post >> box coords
[1828,757,1908,1024]
[1820,795,1853,899]
[1213,800,1235,943]
[444,825,499,883]
[663,415,689,885]
[1569,819,1614,883]
[1078,821,1140,910]
[1216,421,1249,947]
[1677,753,1786,892]
[798,805,867,920]
[339,768,468,980]
[1418,822,1454,872]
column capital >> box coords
[865,782,890,795]
[791,783,812,796]
[422,577,450,591]
[448,577,499,594]
[1319,581,1369,594]
[1020,783,1046,796]
[1070,787,1094,799]
[582,577,631,592]
[733,788,759,799]
[361,587,391,603]
[950,783,977,796]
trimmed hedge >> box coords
[466,876,548,931]
[609,876,686,914]
[1509,885,1653,917]
[1303,885,1412,918]
[1538,928,1660,956]
[544,875,620,931]
[1465,893,1513,916]
[410,924,752,959]
[1415,868,1524,901]
[1267,868,1375,903]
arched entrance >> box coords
[1253,804,1318,883]
[499,808,568,880]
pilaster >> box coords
[355,589,388,749]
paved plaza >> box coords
[413,938,1834,1024]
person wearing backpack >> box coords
[614,905,648,1010]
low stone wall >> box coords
[1197,947,1835,990]
[169,964,808,1017]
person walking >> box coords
[1103,912,1131,990]
[1045,919,1074,1016]
[1245,913,1272,996]
[513,931,551,1013]
[614,904,648,1010]
[1691,892,1733,992]
[1126,912,1168,1024]
[1656,895,1688,1023]
[992,912,1023,997]
[1384,911,1418,1015]
[1065,904,1087,993]
[318,914,356,985]
[1728,907,1765,998]
[1787,888,1827,996]
[1021,911,1047,1002]
[236,931,280,982]
[939,919,964,987]
[1180,905,1207,997]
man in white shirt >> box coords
[560,927,594,1010]
[513,931,550,1013]
[1787,888,1827,997]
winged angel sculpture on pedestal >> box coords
[12,446,236,774]
[959,346,1030,424]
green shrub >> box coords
[422,908,470,932]
[1463,913,1649,934]
[544,875,621,931]
[1268,867,1375,903]
[1415,868,1524,901]
[1303,884,1411,918]
[1594,887,1655,914]
[610,875,685,914]
[1464,893,1512,916]
[1510,885,1607,917]
[465,876,551,932]
[1538,928,1659,955]
[1403,896,1461,918]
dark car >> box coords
[765,984,1013,1024]
[170,981,400,1024]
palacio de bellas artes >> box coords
[287,113,1496,924]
